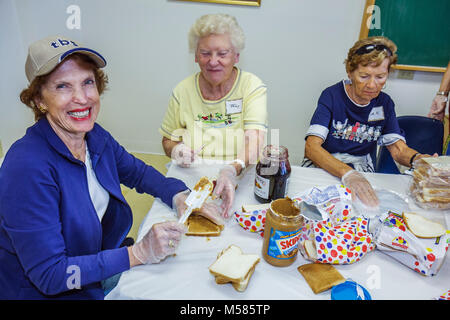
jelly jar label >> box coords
[254,174,270,199]
[267,228,302,260]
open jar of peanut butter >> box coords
[262,197,304,267]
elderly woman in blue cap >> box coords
[0,36,221,299]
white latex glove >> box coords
[213,164,237,219]
[131,221,186,264]
[172,190,225,226]
[341,169,379,208]
[171,142,198,168]
[427,95,447,121]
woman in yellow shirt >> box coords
[160,14,268,217]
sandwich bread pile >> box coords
[209,245,260,292]
[411,156,450,209]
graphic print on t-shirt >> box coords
[196,112,239,129]
[332,119,382,144]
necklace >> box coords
[71,140,86,161]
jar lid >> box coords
[263,145,289,160]
[331,280,371,300]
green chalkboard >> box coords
[361,0,450,72]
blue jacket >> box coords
[0,118,188,299]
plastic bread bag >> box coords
[352,188,411,219]
[409,156,450,210]
[232,182,351,237]
[297,216,375,264]
[372,211,449,276]
[293,184,353,225]
[293,185,375,265]
[435,289,450,300]
[234,207,267,237]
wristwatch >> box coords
[436,91,449,102]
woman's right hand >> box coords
[341,169,379,208]
[131,221,186,265]
[171,142,198,167]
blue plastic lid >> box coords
[331,280,371,300]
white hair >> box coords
[188,13,245,53]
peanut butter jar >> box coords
[262,198,304,267]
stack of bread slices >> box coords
[209,245,260,292]
[411,156,450,209]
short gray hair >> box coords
[188,14,245,53]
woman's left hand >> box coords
[341,169,379,208]
[212,164,237,219]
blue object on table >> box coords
[376,115,444,174]
[331,279,372,300]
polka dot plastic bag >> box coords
[233,184,352,238]
[436,289,450,300]
[373,211,449,276]
[234,208,267,237]
[294,184,375,264]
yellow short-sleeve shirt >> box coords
[159,68,267,160]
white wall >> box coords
[1,0,444,164]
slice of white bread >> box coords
[402,212,446,238]
[209,245,260,291]
[215,265,256,292]
[242,203,270,212]
[304,239,318,260]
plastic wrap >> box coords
[352,188,411,218]
[409,156,450,210]
[373,211,449,276]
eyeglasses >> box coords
[354,44,393,57]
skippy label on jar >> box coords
[267,227,302,259]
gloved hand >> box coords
[341,169,379,208]
[131,221,186,264]
[172,190,225,226]
[213,164,237,219]
[171,142,198,167]
[427,95,447,121]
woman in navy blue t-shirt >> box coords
[302,36,435,208]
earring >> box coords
[382,83,387,90]
[38,104,47,114]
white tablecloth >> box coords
[106,164,449,300]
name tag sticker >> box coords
[226,99,243,115]
[368,106,385,121]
